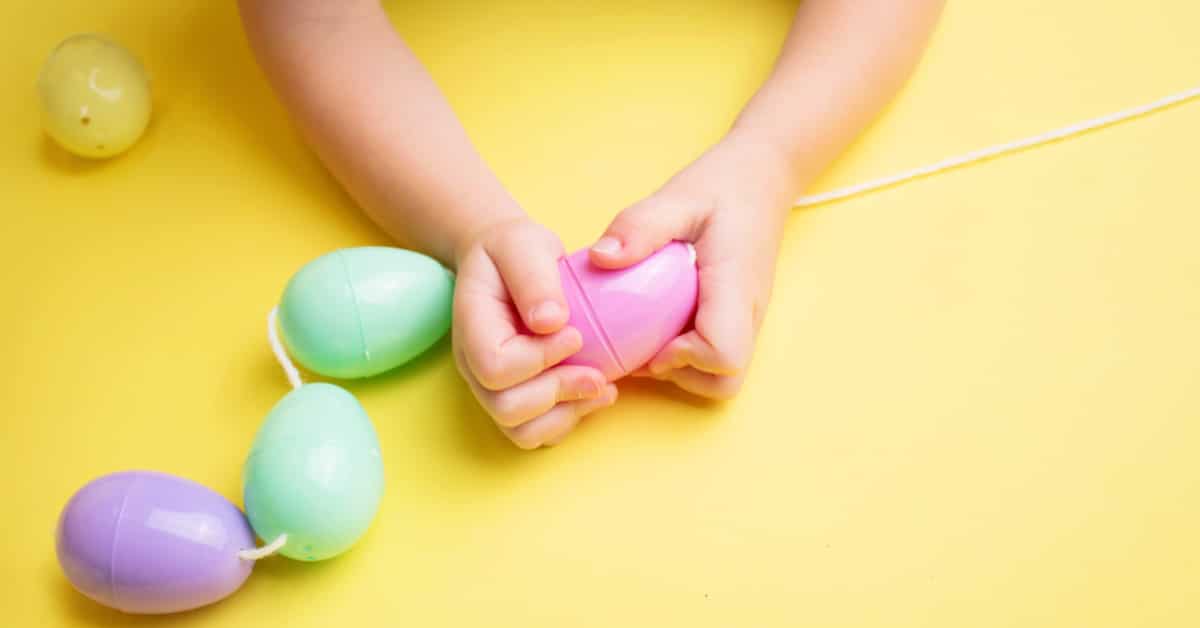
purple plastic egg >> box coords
[56,470,256,614]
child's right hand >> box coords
[452,217,618,449]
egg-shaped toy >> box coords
[278,247,454,379]
[38,34,151,158]
[559,241,698,381]
[55,470,255,614]
[243,383,384,561]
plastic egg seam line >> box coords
[563,260,626,373]
[793,84,1200,208]
[107,475,137,607]
[336,250,372,366]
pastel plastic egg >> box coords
[560,241,698,381]
[38,34,151,158]
[55,470,256,614]
[278,247,454,379]
[243,383,384,561]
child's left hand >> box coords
[588,132,799,400]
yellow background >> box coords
[3,1,1198,626]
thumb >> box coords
[589,196,699,269]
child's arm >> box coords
[733,0,947,186]
[238,0,516,263]
[239,0,616,448]
[587,0,945,400]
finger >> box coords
[542,384,619,447]
[662,367,744,401]
[456,273,583,390]
[589,196,699,269]
[486,366,606,428]
[504,384,619,449]
[487,230,569,334]
[472,328,583,391]
[648,263,755,377]
[647,327,748,378]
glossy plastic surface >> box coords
[278,247,454,379]
[243,383,384,561]
[560,241,698,380]
[55,470,255,614]
[38,34,151,159]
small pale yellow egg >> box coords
[38,34,151,159]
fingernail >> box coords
[530,301,563,326]
[591,236,622,256]
[579,377,601,399]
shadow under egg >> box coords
[39,135,112,174]
[51,562,228,626]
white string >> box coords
[793,84,1200,208]
[238,533,289,561]
[267,306,303,390]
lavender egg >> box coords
[56,470,256,614]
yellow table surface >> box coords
[4,1,1198,626]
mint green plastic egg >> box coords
[243,383,384,561]
[278,247,454,379]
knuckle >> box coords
[502,259,558,296]
[633,194,692,222]
[610,204,658,235]
[500,221,561,254]
[611,208,642,232]
[712,346,749,375]
[540,347,559,373]
[494,224,526,251]
[624,195,669,217]
[554,372,575,399]
[576,402,605,419]
[711,376,744,401]
[562,372,594,401]
[506,428,541,450]
[490,392,524,427]
[473,348,509,389]
[534,225,565,252]
[613,209,654,237]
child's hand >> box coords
[589,133,795,400]
[453,218,618,449]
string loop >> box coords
[267,306,302,390]
[238,533,288,561]
[793,85,1200,208]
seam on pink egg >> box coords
[562,259,625,374]
[335,250,372,367]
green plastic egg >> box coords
[38,34,151,159]
[278,247,454,379]
[243,383,384,561]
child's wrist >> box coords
[449,207,528,266]
[720,127,812,207]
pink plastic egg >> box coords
[56,470,256,614]
[559,241,698,380]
